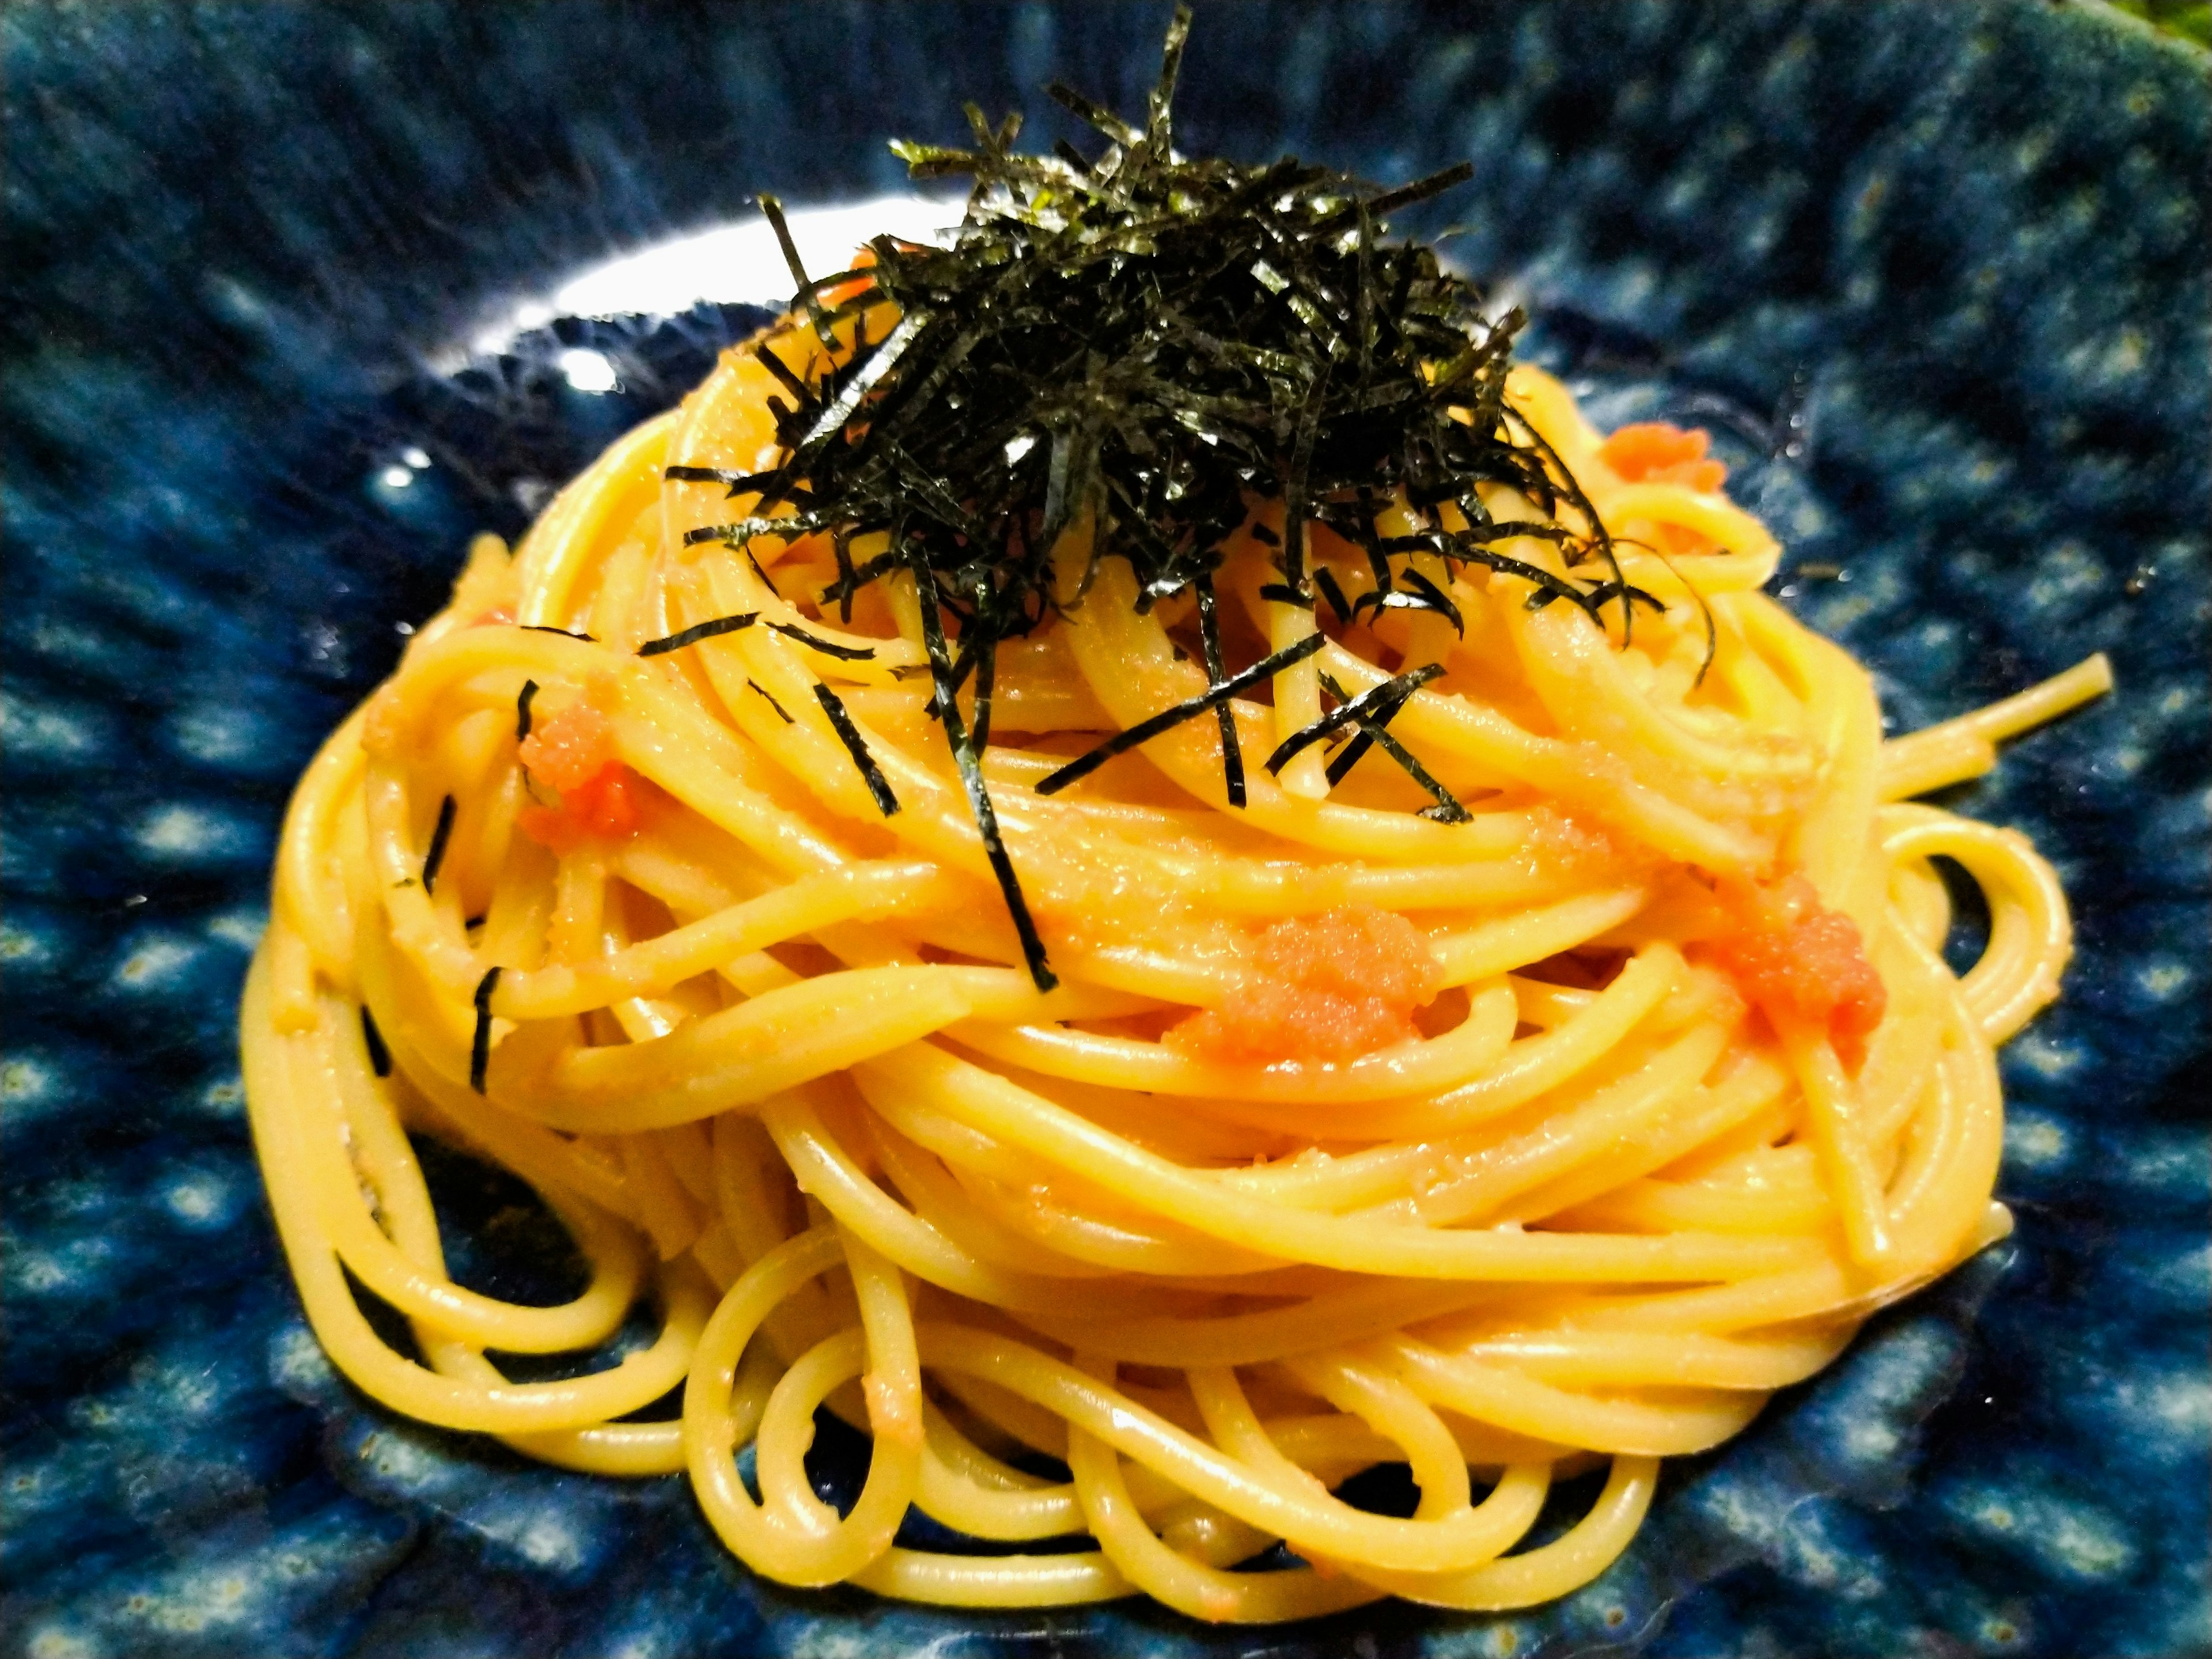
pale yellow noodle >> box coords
[241,346,2098,1620]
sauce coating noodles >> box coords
[242,332,2104,1619]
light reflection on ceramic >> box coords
[449,192,963,370]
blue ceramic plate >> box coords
[5,4,2206,1655]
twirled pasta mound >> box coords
[243,325,2105,1619]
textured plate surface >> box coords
[3,4,2206,1656]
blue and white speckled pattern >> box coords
[3,4,2205,1656]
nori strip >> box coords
[1385,565,1464,634]
[516,679,540,741]
[663,463,810,496]
[637,613,760,656]
[1373,722,1471,823]
[744,546,785,598]
[969,637,997,755]
[1264,661,1443,774]
[683,512,837,550]
[1589,533,1716,682]
[1323,723,1380,788]
[1316,160,1475,228]
[1035,631,1325,797]
[1323,672,1433,787]
[1194,578,1245,808]
[766,620,876,661]
[1319,671,1470,821]
[812,683,900,816]
[756,192,824,334]
[520,624,597,641]
[827,527,862,623]
[748,680,796,722]
[1500,406,1635,639]
[906,545,1056,990]
[422,795,457,895]
[469,967,501,1094]
[359,1006,392,1078]
[1313,566,1354,625]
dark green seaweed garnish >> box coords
[748,680,796,723]
[745,546,785,598]
[516,678,540,741]
[1380,565,1464,634]
[1264,662,1443,775]
[638,613,760,656]
[766,620,875,661]
[1607,535,1718,686]
[1322,677,1427,789]
[422,794,457,895]
[665,463,781,491]
[1033,631,1325,797]
[1312,566,1354,626]
[1319,671,1469,821]
[470,967,501,1094]
[905,544,1056,991]
[360,1006,392,1078]
[812,683,900,816]
[521,624,598,642]
[1193,578,1245,808]
[692,5,1658,986]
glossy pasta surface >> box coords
[243,332,2102,1620]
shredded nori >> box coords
[744,546,785,597]
[664,463,768,489]
[684,5,1662,986]
[1319,675,1425,789]
[812,683,900,816]
[516,679,540,741]
[907,543,1056,990]
[1034,631,1325,796]
[359,1005,392,1078]
[766,620,875,661]
[521,624,598,642]
[1610,535,1719,685]
[638,612,760,656]
[1264,661,1443,774]
[422,794,457,895]
[1319,671,1469,821]
[1312,566,1354,625]
[748,680,796,722]
[1193,578,1245,808]
[470,967,501,1094]
[1384,565,1464,634]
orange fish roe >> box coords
[1170,907,1441,1067]
[1597,421,1728,494]
[516,694,644,853]
[469,607,517,627]
[1703,873,1887,1070]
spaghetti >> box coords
[240,27,2109,1621]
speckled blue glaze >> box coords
[4,3,2206,1656]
